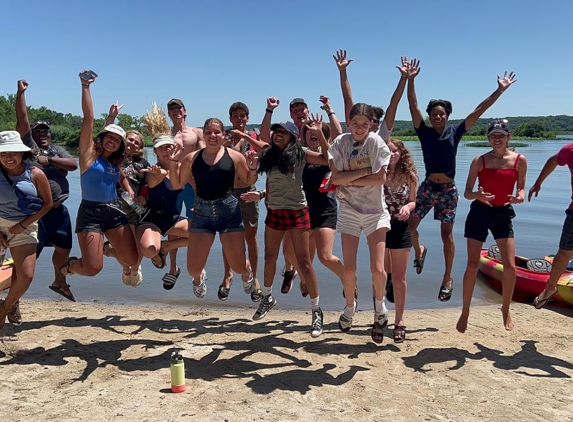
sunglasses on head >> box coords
[488,119,509,128]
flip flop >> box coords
[162,268,181,290]
[151,247,166,269]
[49,283,76,302]
[533,288,558,309]
[413,246,427,275]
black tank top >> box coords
[192,148,235,200]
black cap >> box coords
[31,120,50,130]
[289,98,307,109]
[167,98,185,108]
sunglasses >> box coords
[488,119,509,128]
[351,141,360,156]
[32,128,50,134]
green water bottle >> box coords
[170,351,185,393]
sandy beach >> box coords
[0,300,572,421]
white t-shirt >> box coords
[328,132,390,214]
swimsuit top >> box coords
[81,156,120,202]
[477,154,520,207]
[384,181,411,220]
[192,148,235,200]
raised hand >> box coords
[405,58,421,80]
[396,56,409,78]
[108,100,124,119]
[476,186,495,206]
[528,183,541,201]
[333,49,353,71]
[267,97,280,110]
[245,149,260,170]
[167,144,184,162]
[78,70,97,85]
[306,113,323,133]
[497,71,517,92]
[17,79,29,93]
[319,96,332,111]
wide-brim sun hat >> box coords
[97,124,127,144]
[0,131,32,153]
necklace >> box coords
[490,150,509,159]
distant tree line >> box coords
[1,93,570,147]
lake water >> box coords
[17,140,573,312]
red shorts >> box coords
[265,207,310,231]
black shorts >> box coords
[75,199,129,235]
[138,211,184,236]
[464,201,515,242]
[386,219,411,249]
[37,204,73,255]
[310,212,337,230]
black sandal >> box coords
[162,268,181,290]
[59,257,78,276]
[151,247,166,269]
[413,246,427,274]
[438,282,453,302]
[217,277,233,301]
[393,325,406,343]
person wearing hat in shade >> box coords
[135,134,190,289]
[248,112,329,338]
[15,79,79,301]
[0,130,53,331]
[457,119,526,333]
[58,71,139,281]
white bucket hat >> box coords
[0,131,32,153]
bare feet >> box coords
[456,311,469,333]
[502,308,514,331]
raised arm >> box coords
[78,71,97,171]
[319,96,343,140]
[233,149,259,186]
[528,153,558,201]
[260,97,279,144]
[15,80,31,139]
[406,59,423,129]
[305,114,330,165]
[464,71,517,131]
[167,145,190,190]
[104,101,124,127]
[382,57,409,131]
[333,49,354,126]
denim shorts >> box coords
[75,199,129,234]
[190,194,243,234]
[411,179,459,224]
[559,209,573,250]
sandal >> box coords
[413,246,427,275]
[393,324,406,343]
[49,283,76,302]
[281,269,297,294]
[533,288,558,309]
[438,281,453,302]
[162,268,181,290]
[59,257,78,276]
[217,277,233,301]
[151,246,166,269]
[7,300,22,326]
[102,241,112,257]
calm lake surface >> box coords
[19,140,573,312]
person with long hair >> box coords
[0,131,52,330]
[383,139,417,342]
[248,111,330,338]
[168,117,258,301]
[329,103,391,343]
[59,71,138,280]
[457,120,526,332]
[406,59,516,302]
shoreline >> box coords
[1,300,572,421]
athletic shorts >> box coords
[337,203,390,238]
[37,205,73,256]
[234,186,259,227]
[559,209,573,250]
[265,207,310,231]
[464,201,515,242]
[190,194,243,235]
[0,216,38,247]
[412,179,459,224]
[386,219,412,249]
[75,199,129,234]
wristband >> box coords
[265,108,273,114]
[328,112,335,116]
[258,190,266,199]
[19,222,27,229]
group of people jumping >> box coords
[1,51,572,343]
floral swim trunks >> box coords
[411,179,459,224]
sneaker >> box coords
[338,304,355,332]
[242,268,254,294]
[129,265,143,288]
[252,294,276,320]
[310,308,323,338]
[193,270,207,299]
[121,269,132,286]
[7,300,22,326]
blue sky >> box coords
[2,0,571,128]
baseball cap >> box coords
[167,98,185,108]
[31,120,51,130]
[487,119,510,136]
[0,131,31,153]
[153,135,176,148]
[97,124,127,144]
[271,121,299,139]
[289,98,307,109]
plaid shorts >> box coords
[265,207,310,231]
[559,209,573,250]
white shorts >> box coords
[337,203,390,237]
[0,216,38,248]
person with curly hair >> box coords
[59,71,138,279]
[383,139,418,342]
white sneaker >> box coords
[311,308,323,338]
